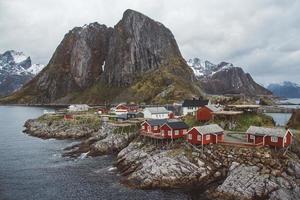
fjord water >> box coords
[0,106,188,200]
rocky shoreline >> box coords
[23,114,300,200]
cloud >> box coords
[0,0,299,85]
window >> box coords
[250,135,255,140]
[206,135,210,140]
[168,130,171,136]
[161,131,164,136]
[143,125,146,130]
[197,135,201,141]
[175,130,179,136]
[188,134,192,140]
[271,136,278,143]
[183,130,187,135]
[154,126,158,130]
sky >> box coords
[1,0,300,86]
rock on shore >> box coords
[24,119,96,139]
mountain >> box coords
[1,10,201,104]
[0,50,44,97]
[268,81,300,98]
[187,58,272,96]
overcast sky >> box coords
[1,0,300,86]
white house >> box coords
[68,104,89,112]
[182,98,210,116]
[143,107,170,119]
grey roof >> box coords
[165,121,189,129]
[144,107,169,114]
[182,99,209,107]
[193,124,224,135]
[146,119,168,126]
[205,105,223,112]
[246,126,289,137]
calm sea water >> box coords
[265,113,292,126]
[0,106,190,200]
[280,98,300,109]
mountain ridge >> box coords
[0,50,44,96]
[187,58,272,96]
[1,9,201,104]
[268,81,300,98]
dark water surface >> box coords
[0,106,189,200]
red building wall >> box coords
[264,136,284,147]
[196,107,213,121]
[247,134,264,144]
[160,124,187,139]
[116,104,129,110]
[285,131,293,147]
[187,128,224,145]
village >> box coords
[53,97,295,151]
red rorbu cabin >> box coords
[140,119,168,138]
[246,126,293,148]
[160,121,189,139]
[196,105,222,122]
[187,124,224,145]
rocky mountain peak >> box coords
[2,10,200,104]
[0,50,44,96]
[188,57,271,96]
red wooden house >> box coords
[196,105,222,121]
[160,121,189,139]
[187,124,224,145]
[246,126,293,148]
[140,119,168,138]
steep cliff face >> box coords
[2,10,200,104]
[104,9,183,86]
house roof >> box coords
[144,107,169,114]
[205,105,223,112]
[246,126,290,137]
[146,119,168,126]
[182,99,209,107]
[116,114,128,119]
[193,124,224,135]
[165,121,189,129]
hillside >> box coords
[187,58,272,96]
[1,10,201,104]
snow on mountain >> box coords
[27,64,45,75]
[10,50,28,63]
[187,58,234,78]
[0,50,45,96]
[268,81,300,98]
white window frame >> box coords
[153,126,158,130]
[183,130,187,135]
[168,130,172,136]
[188,134,192,140]
[206,135,210,140]
[250,135,255,140]
[271,136,278,143]
[197,135,201,141]
[175,130,179,136]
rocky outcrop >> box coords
[215,163,300,200]
[2,9,200,104]
[287,109,300,129]
[24,119,96,139]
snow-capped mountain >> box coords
[0,50,44,96]
[187,58,234,78]
[268,81,300,98]
[187,57,271,96]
